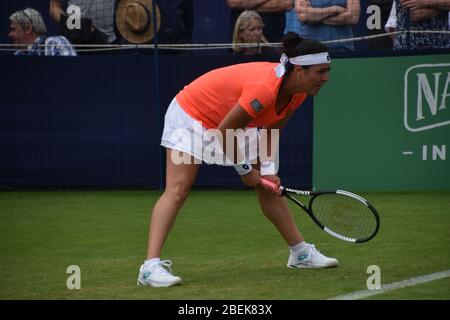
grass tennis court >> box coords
[0,190,449,300]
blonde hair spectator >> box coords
[232,10,268,55]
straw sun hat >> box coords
[115,0,161,44]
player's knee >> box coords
[166,184,191,205]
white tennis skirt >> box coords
[161,98,259,166]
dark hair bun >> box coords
[282,32,304,55]
[282,32,328,59]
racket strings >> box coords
[310,194,378,240]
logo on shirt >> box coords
[250,99,264,113]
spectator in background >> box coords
[115,0,193,54]
[9,7,76,56]
[227,0,293,43]
[49,0,117,45]
[366,0,395,52]
[190,0,231,55]
[285,0,360,53]
[115,0,160,44]
[232,10,280,55]
[385,1,398,36]
[157,0,193,46]
[391,0,450,50]
[384,2,398,48]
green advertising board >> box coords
[314,54,450,191]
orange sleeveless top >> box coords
[176,62,307,129]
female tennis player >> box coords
[137,32,339,287]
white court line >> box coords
[328,270,450,300]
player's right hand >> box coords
[259,175,281,197]
[241,170,280,196]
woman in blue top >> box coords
[285,0,360,52]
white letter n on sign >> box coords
[416,72,444,121]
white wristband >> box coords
[260,161,277,176]
[234,163,253,176]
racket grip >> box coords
[260,178,281,195]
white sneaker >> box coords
[287,243,339,269]
[137,260,182,287]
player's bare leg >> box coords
[257,190,339,269]
[147,148,199,259]
[257,191,304,245]
[138,148,199,287]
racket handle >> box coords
[260,178,282,195]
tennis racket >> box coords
[261,178,380,243]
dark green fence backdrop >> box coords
[314,53,450,191]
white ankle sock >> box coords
[144,257,160,268]
[289,241,308,253]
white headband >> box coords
[280,52,331,66]
[275,52,330,78]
